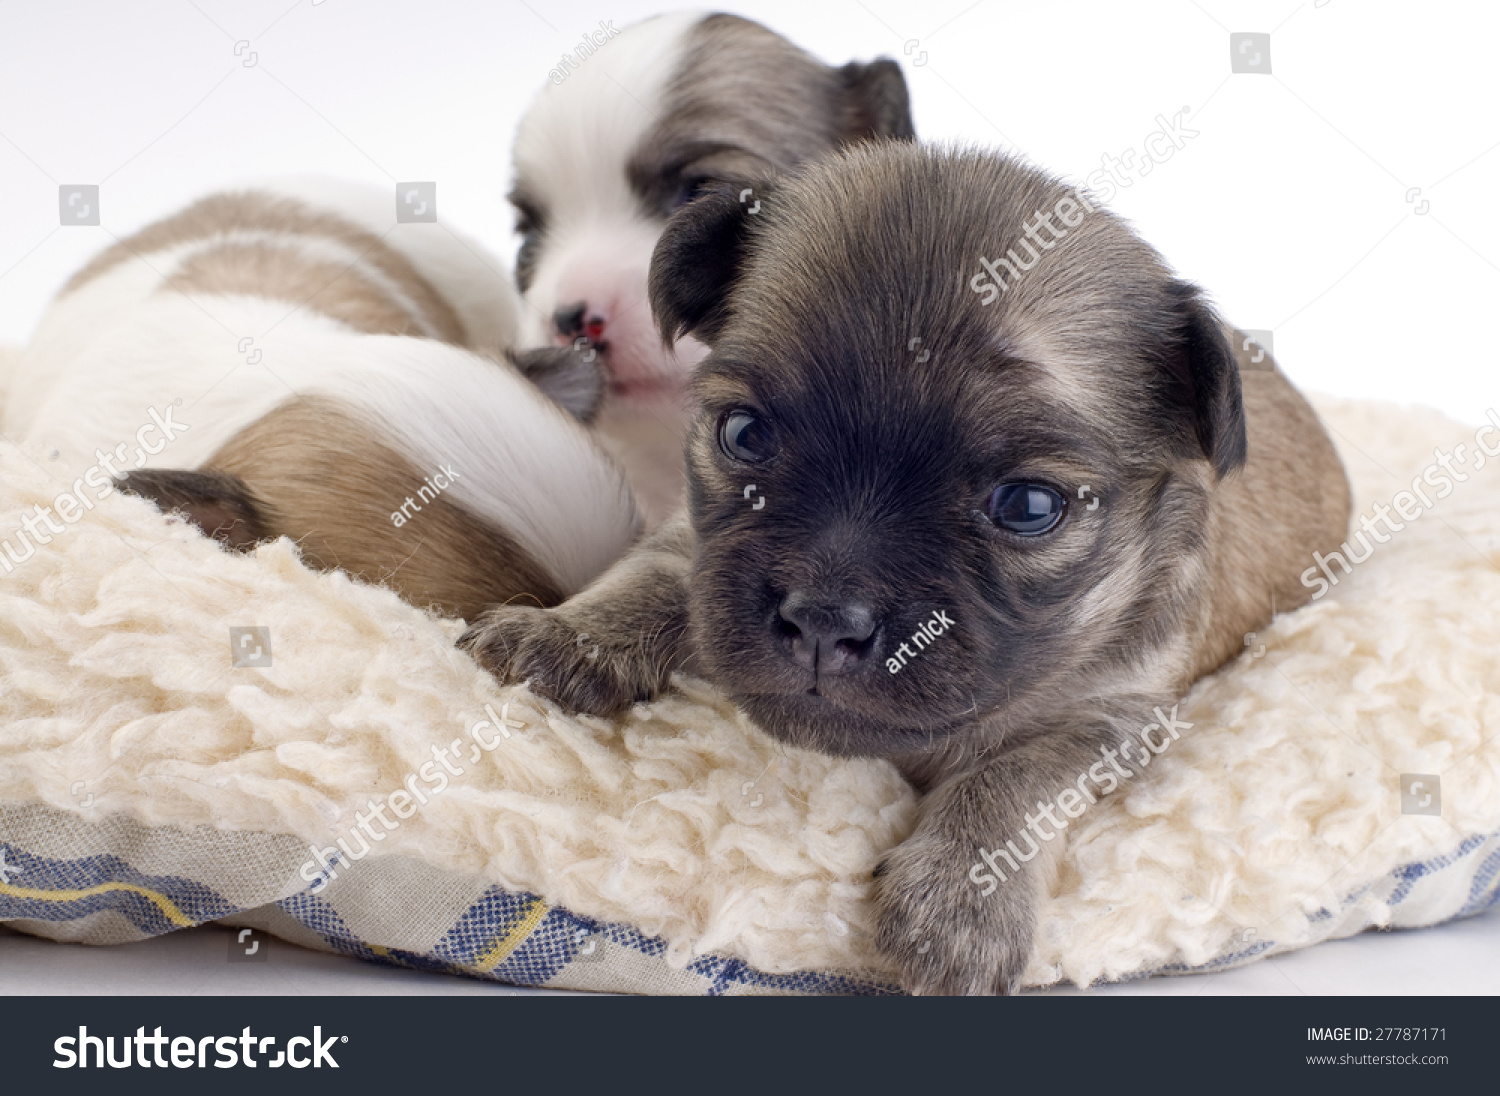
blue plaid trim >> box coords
[274,884,901,995]
[0,841,235,936]
[4,829,1495,994]
[1387,832,1491,906]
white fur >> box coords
[511,13,706,526]
[321,345,639,594]
[7,187,638,598]
[511,11,699,352]
[4,179,524,439]
[256,176,521,353]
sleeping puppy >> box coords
[509,10,914,525]
[462,143,1353,993]
[8,186,637,619]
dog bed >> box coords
[1,385,1497,994]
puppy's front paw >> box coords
[875,828,1037,996]
[459,605,654,716]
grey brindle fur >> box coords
[462,143,1351,995]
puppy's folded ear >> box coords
[837,59,916,141]
[649,183,768,346]
[116,468,270,549]
[1162,282,1248,479]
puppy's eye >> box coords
[671,176,719,212]
[511,199,542,237]
[718,410,777,464]
[987,484,1066,535]
[515,233,540,293]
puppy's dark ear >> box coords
[1163,282,1247,478]
[837,59,916,141]
[117,468,270,549]
[649,183,765,346]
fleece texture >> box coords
[0,390,1497,988]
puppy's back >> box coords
[12,189,639,619]
[11,187,496,457]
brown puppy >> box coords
[462,143,1352,994]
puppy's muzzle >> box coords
[775,590,880,677]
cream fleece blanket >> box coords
[1,381,1497,987]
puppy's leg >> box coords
[116,468,271,550]
[877,710,1146,995]
[460,509,695,714]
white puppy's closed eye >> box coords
[508,11,916,526]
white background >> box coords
[1,0,1497,424]
[0,1,1497,995]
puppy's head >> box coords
[650,143,1246,759]
[510,12,913,408]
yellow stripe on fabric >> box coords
[471,898,549,972]
[0,880,196,926]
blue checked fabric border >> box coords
[0,802,899,995]
[2,802,1495,993]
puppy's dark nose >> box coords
[553,301,608,344]
[776,591,879,676]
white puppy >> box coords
[509,11,914,523]
[5,183,637,618]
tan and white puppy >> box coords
[7,185,637,618]
[463,143,1353,994]
[509,11,915,524]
